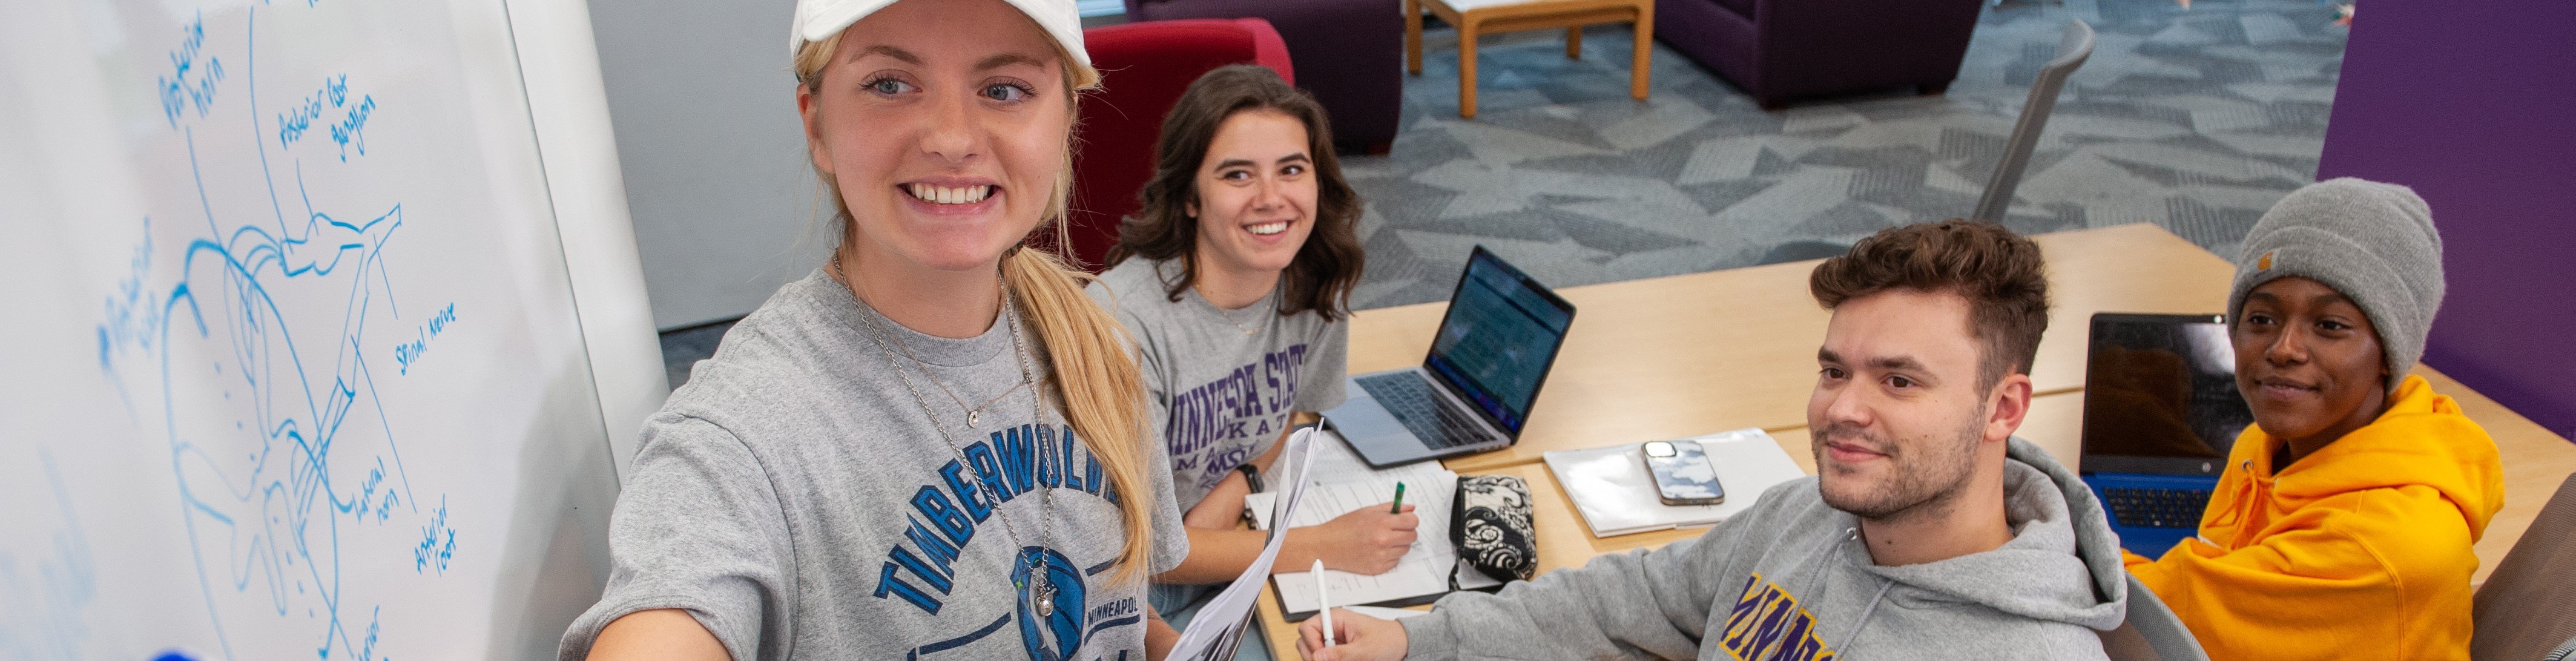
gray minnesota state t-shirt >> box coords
[1089,257,1349,511]
[560,271,1187,661]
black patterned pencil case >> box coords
[1451,475,1538,583]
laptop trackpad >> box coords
[1325,388,1429,464]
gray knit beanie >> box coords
[2227,177,2444,394]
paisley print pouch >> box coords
[1449,475,1537,583]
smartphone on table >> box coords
[1642,440,1725,506]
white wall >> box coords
[588,0,828,330]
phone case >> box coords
[1644,441,1725,505]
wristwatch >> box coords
[1234,462,1265,493]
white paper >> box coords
[1227,429,1491,625]
[1244,429,1448,529]
[1268,476,1463,614]
[1544,428,1807,537]
[1342,605,1431,620]
[1167,429,1322,660]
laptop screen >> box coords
[1423,248,1575,435]
[2080,314,2256,476]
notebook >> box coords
[1543,428,1807,538]
[1243,430,1500,621]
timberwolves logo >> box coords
[1013,546,1087,660]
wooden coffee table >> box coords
[1406,0,1655,118]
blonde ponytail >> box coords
[1004,248,1157,584]
[1001,39,1153,585]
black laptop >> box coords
[1325,247,1575,467]
[2080,312,2257,557]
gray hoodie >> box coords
[1402,438,2127,660]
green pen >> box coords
[1390,482,1406,513]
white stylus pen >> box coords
[1314,559,1336,648]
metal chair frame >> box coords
[1972,19,2095,224]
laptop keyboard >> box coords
[2101,487,2213,529]
[1356,373,1489,450]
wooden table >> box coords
[1250,223,2576,657]
[1406,0,1652,117]
[1360,223,2242,473]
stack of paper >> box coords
[1166,429,1323,661]
[1543,428,1807,538]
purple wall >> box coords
[2316,1,2576,441]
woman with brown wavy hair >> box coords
[562,1,1188,659]
[1085,65,1391,651]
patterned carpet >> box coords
[660,0,2349,387]
[1341,0,2349,309]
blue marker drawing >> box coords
[415,496,455,574]
[157,13,225,129]
[94,8,449,660]
[393,303,458,376]
[275,74,348,150]
[331,94,377,162]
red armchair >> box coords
[1125,0,1405,155]
[1061,19,1294,272]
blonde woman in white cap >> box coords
[559,0,1188,659]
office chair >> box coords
[2101,573,2211,661]
[2474,473,2576,660]
[1971,19,2094,223]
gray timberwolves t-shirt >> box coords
[560,271,1188,661]
[1089,257,1349,511]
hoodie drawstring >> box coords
[2207,458,2281,550]
[1797,528,1856,587]
[1829,526,1897,654]
[2204,458,2259,543]
[1837,577,1897,654]
[2239,459,2281,541]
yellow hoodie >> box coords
[2124,375,2505,661]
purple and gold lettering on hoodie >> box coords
[1719,573,1838,661]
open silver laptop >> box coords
[1326,246,1576,467]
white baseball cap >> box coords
[789,0,1090,71]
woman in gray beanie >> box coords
[2123,178,2505,661]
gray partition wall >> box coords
[589,0,829,329]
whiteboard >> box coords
[0,0,666,657]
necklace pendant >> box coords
[1031,575,1056,616]
[967,410,981,428]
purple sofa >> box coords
[1124,0,1404,154]
[1655,0,1983,109]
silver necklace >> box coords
[838,261,1064,617]
[834,255,1028,427]
[1201,294,1266,337]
